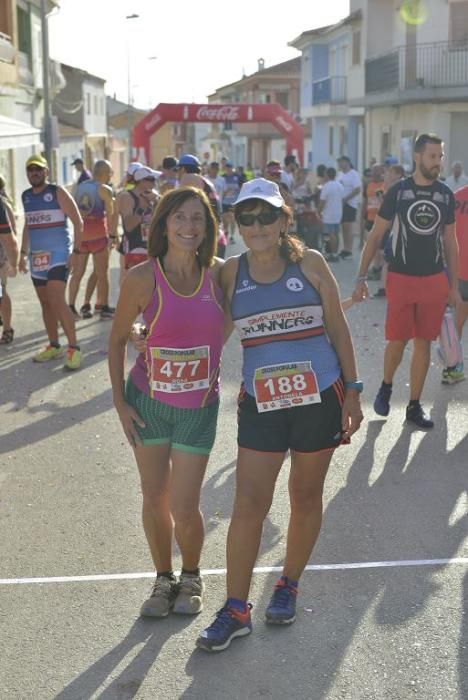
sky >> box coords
[48,0,350,110]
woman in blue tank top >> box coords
[197,178,364,652]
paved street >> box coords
[0,248,467,700]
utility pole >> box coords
[126,13,139,162]
[40,0,53,169]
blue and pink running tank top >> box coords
[130,258,224,408]
[22,184,71,279]
[231,253,341,396]
[75,179,107,240]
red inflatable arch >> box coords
[132,103,304,166]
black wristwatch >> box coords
[344,380,364,393]
[135,206,145,216]
[73,247,80,254]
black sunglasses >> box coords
[27,165,45,173]
[237,210,281,227]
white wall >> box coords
[57,137,83,187]
[417,0,451,43]
[83,79,107,135]
[270,138,287,164]
[365,103,460,173]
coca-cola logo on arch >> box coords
[196,105,240,121]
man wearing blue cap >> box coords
[221,161,241,243]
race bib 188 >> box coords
[254,361,321,412]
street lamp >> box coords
[125,13,139,161]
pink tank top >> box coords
[130,258,224,408]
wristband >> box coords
[109,235,117,239]
[73,247,80,254]
[344,380,364,393]
[135,207,145,216]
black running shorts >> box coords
[237,377,348,454]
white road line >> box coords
[1,558,467,586]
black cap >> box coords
[162,156,178,170]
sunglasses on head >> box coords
[237,210,281,227]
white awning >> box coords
[0,115,41,150]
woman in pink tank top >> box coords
[109,187,224,618]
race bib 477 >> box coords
[150,346,210,393]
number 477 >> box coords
[159,360,200,378]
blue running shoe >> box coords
[265,576,298,625]
[196,603,252,652]
[374,383,392,417]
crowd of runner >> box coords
[0,133,467,652]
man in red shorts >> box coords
[353,133,461,428]
[69,160,114,318]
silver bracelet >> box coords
[356,275,367,282]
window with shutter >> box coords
[352,30,361,65]
[0,3,12,37]
[450,1,468,44]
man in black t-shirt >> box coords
[353,133,461,429]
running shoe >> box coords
[374,383,392,417]
[69,304,80,321]
[325,254,340,263]
[405,402,434,429]
[99,304,115,319]
[196,603,252,652]
[441,363,465,385]
[32,344,64,362]
[265,576,298,625]
[80,303,93,319]
[373,288,386,298]
[173,573,204,614]
[339,250,353,259]
[367,266,382,281]
[0,328,14,344]
[63,347,81,371]
[140,576,178,618]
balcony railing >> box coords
[366,40,468,93]
[312,76,347,105]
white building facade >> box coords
[289,11,365,172]
[350,0,468,172]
